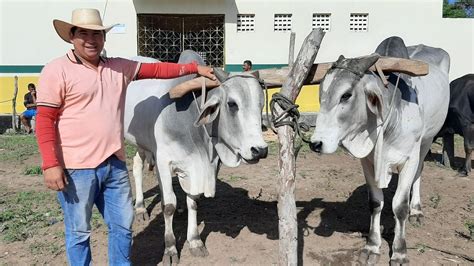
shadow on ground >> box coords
[131,176,401,265]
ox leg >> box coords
[133,151,149,222]
[409,141,431,227]
[186,194,209,257]
[358,158,383,265]
[442,133,454,168]
[156,163,179,265]
[462,126,474,176]
[463,144,472,176]
[390,151,420,266]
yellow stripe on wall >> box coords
[264,84,320,112]
[0,77,321,114]
[0,76,39,114]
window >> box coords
[350,13,368,32]
[274,14,292,32]
[312,13,331,32]
[237,14,255,32]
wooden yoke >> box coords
[258,56,429,87]
[169,77,220,99]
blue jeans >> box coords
[58,155,134,266]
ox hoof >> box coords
[389,257,409,266]
[408,213,424,227]
[163,249,179,265]
[188,240,209,257]
[135,208,150,223]
[358,249,380,265]
[457,170,468,177]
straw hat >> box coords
[53,8,117,43]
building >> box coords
[1,0,473,114]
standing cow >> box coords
[124,51,268,264]
[309,37,450,264]
[436,74,474,176]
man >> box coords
[35,8,215,265]
[242,60,252,71]
[20,83,37,133]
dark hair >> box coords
[28,83,36,89]
[243,60,252,67]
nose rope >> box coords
[373,72,400,140]
[191,79,212,141]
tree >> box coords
[443,0,474,18]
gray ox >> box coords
[124,50,268,264]
[309,37,450,265]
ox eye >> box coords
[340,92,352,103]
[227,101,238,111]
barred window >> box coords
[350,13,368,32]
[274,14,292,32]
[237,14,255,32]
[312,13,331,32]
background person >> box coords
[35,8,215,266]
[243,59,252,71]
[20,83,37,133]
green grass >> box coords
[29,241,63,256]
[125,141,137,159]
[464,220,474,240]
[429,193,441,209]
[227,175,248,182]
[0,190,62,243]
[0,135,38,161]
[23,165,42,175]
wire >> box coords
[102,0,109,21]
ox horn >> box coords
[257,56,429,87]
[169,77,220,99]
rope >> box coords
[269,92,311,157]
[0,99,14,104]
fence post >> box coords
[288,32,295,68]
[12,76,18,132]
[275,29,325,266]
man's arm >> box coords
[136,62,215,80]
[24,93,37,108]
[36,106,67,191]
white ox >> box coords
[309,37,450,265]
[124,51,268,264]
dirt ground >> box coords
[1,132,473,265]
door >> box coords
[137,14,224,67]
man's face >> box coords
[242,63,251,72]
[70,28,105,63]
[28,87,35,93]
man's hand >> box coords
[197,65,216,81]
[43,166,68,191]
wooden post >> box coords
[12,76,18,132]
[275,29,325,266]
[288,32,296,68]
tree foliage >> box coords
[443,0,474,18]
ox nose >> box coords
[309,141,322,153]
[251,146,268,159]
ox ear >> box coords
[194,93,221,127]
[213,68,230,83]
[365,85,384,119]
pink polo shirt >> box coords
[37,50,140,168]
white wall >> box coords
[0,0,137,65]
[228,0,473,80]
[0,0,472,79]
